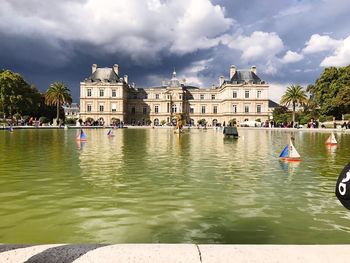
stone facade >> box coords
[80,64,270,126]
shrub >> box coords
[13,113,21,120]
[39,116,49,123]
[160,120,166,126]
[111,118,120,125]
[65,118,77,125]
[22,115,30,123]
[197,119,207,126]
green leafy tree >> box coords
[45,82,72,121]
[0,70,41,118]
[280,85,308,123]
[308,66,350,118]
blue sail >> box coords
[79,129,87,140]
[279,144,289,158]
[8,126,13,132]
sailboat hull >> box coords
[281,157,301,162]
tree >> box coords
[45,82,72,121]
[308,66,350,118]
[0,70,41,118]
[280,85,308,123]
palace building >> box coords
[80,64,270,126]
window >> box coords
[213,106,217,114]
[232,104,237,113]
[112,89,116,97]
[167,103,170,113]
[179,94,182,99]
[99,104,104,112]
[244,105,249,113]
[99,89,104,97]
[144,94,148,99]
[190,107,194,114]
[111,103,117,112]
[257,104,261,113]
[200,94,204,100]
[155,94,159,99]
[87,89,92,97]
[155,105,159,113]
[131,107,135,114]
[143,107,147,114]
[211,94,215,100]
[245,90,249,99]
[257,90,261,98]
[172,104,177,113]
[87,104,92,112]
[201,106,206,114]
[233,90,237,98]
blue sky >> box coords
[1,0,350,102]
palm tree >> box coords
[280,85,308,124]
[45,82,72,121]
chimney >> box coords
[92,64,97,73]
[219,76,225,86]
[113,64,119,75]
[251,65,257,74]
[230,65,236,79]
[124,75,128,84]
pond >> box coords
[0,128,349,244]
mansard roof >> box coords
[230,70,264,84]
[86,68,121,83]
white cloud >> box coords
[223,31,284,74]
[0,0,233,63]
[320,35,350,67]
[281,50,304,64]
[302,34,342,54]
[226,31,284,61]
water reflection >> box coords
[279,160,300,175]
[1,128,350,243]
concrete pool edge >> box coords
[0,244,349,262]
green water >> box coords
[0,128,350,244]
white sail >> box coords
[326,132,337,144]
[289,139,300,158]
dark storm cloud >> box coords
[1,0,350,102]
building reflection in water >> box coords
[78,129,125,188]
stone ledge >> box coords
[0,244,350,262]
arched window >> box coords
[154,118,159,126]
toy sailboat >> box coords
[107,129,114,137]
[279,139,301,162]
[8,126,13,132]
[76,129,87,141]
[325,132,337,145]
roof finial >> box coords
[172,67,176,78]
